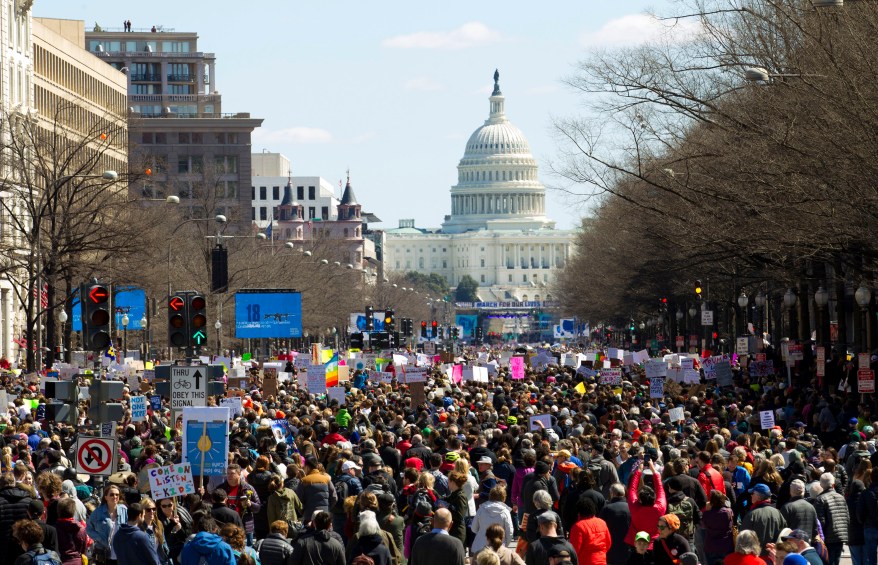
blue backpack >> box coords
[28,550,61,565]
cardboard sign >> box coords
[306,365,326,394]
[510,356,525,380]
[150,395,162,411]
[760,410,775,430]
[715,361,733,387]
[327,386,346,405]
[632,350,650,365]
[669,407,685,422]
[375,372,394,384]
[858,369,875,393]
[600,368,622,386]
[101,421,116,438]
[645,360,667,380]
[405,367,428,383]
[529,414,552,431]
[148,463,195,500]
[220,397,243,417]
[788,344,804,361]
[263,372,278,398]
[130,396,148,421]
[750,361,774,377]
[182,406,231,476]
[650,377,665,399]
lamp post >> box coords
[215,319,222,354]
[57,308,68,363]
[856,285,872,352]
[140,314,148,363]
[754,292,766,338]
[783,288,798,340]
[738,293,749,336]
[814,286,830,348]
[121,314,129,359]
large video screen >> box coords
[235,290,302,338]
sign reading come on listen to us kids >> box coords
[148,463,195,500]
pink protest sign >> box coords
[452,364,463,384]
[510,356,525,380]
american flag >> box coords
[32,282,47,310]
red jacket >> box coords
[626,468,667,548]
[698,464,725,504]
[569,516,612,565]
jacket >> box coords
[524,536,579,565]
[701,506,734,556]
[488,546,525,565]
[569,516,611,565]
[291,529,346,565]
[86,503,128,550]
[112,523,161,565]
[349,533,392,565]
[247,469,274,537]
[346,529,401,565]
[848,479,866,545]
[377,510,405,565]
[54,518,88,565]
[180,531,236,565]
[626,468,667,547]
[652,533,690,565]
[0,485,34,564]
[216,480,261,535]
[814,488,849,544]
[409,532,466,565]
[741,501,786,555]
[857,483,878,530]
[471,500,514,554]
[296,470,337,524]
[697,464,725,507]
[212,503,244,528]
[599,498,631,565]
[522,473,559,516]
[588,456,620,498]
[254,533,295,565]
[268,487,304,525]
[445,489,469,547]
[512,466,534,507]
[663,473,707,511]
[780,496,818,539]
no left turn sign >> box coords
[76,437,116,476]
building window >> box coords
[308,186,315,200]
[321,206,329,220]
[480,274,485,283]
[272,186,279,200]
[419,258,425,269]
[442,260,447,268]
[297,186,304,200]
[259,187,266,200]
[308,207,316,219]
[508,275,513,282]
[251,186,255,200]
[343,228,349,238]
[396,261,400,269]
[259,207,267,221]
[522,274,527,282]
[480,259,485,267]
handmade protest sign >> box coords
[148,463,195,500]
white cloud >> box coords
[403,77,443,91]
[382,22,501,50]
[254,127,332,144]
[579,13,701,48]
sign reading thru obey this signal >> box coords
[76,437,116,476]
[171,366,207,410]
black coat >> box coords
[255,533,295,565]
[0,486,34,565]
[211,503,243,528]
[409,532,465,565]
[349,533,392,565]
[599,499,632,565]
[291,529,345,565]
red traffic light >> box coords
[191,296,206,310]
[661,297,668,304]
[431,320,438,328]
[169,296,184,311]
[91,310,110,326]
[88,286,109,304]
[712,332,719,339]
[421,321,427,329]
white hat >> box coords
[342,460,361,472]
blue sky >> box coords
[37,1,676,230]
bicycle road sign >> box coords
[76,437,116,476]
[170,366,207,410]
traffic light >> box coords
[168,293,187,348]
[88,380,125,423]
[189,294,207,348]
[475,326,484,343]
[365,305,374,331]
[384,309,395,332]
[350,332,364,350]
[421,321,428,338]
[431,320,438,339]
[451,327,459,340]
[712,331,719,340]
[81,281,112,351]
[695,280,703,298]
[211,245,228,293]
[438,326,444,340]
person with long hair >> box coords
[482,523,524,565]
[86,484,128,565]
[702,489,734,565]
[247,456,274,539]
[219,523,260,565]
[140,497,171,565]
[54,498,88,565]
[849,460,873,565]
[749,459,783,494]
[157,497,192,563]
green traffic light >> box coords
[192,330,206,344]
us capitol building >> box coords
[383,70,576,306]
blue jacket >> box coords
[730,466,751,496]
[112,523,160,565]
[86,504,128,550]
[181,532,236,565]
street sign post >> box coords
[76,437,116,476]
[170,366,208,410]
[701,311,714,326]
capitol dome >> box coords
[442,70,554,234]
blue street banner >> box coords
[71,286,146,332]
[235,289,302,338]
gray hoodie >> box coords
[61,480,87,522]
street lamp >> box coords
[856,285,872,351]
[215,319,222,353]
[57,308,68,362]
[688,306,697,318]
[140,314,148,361]
[738,293,749,308]
[121,314,129,358]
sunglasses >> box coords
[145,507,156,512]
[161,504,174,509]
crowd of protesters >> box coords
[0,342,874,565]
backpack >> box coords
[666,496,696,540]
[409,516,433,550]
[332,477,349,513]
[28,550,61,565]
[406,488,435,519]
[351,554,375,565]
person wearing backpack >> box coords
[333,461,363,544]
[349,511,392,565]
[11,519,62,565]
[111,502,161,565]
[267,475,303,533]
[664,477,700,548]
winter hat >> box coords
[661,514,681,531]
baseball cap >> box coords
[536,511,560,525]
[748,483,771,496]
[783,555,809,565]
[341,460,361,473]
[476,456,493,465]
[363,454,382,467]
[635,531,651,543]
[781,529,810,541]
